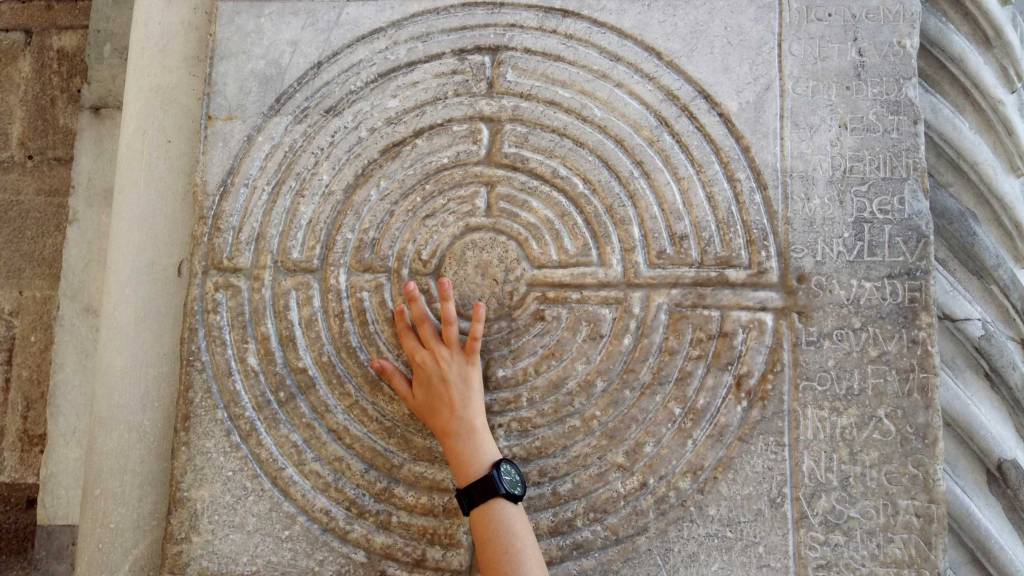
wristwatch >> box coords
[454,457,527,517]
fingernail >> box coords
[369,359,379,371]
[439,277,451,291]
[405,280,417,293]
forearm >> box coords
[469,497,547,576]
[374,279,547,575]
[442,423,503,487]
[443,431,548,576]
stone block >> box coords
[0,1,91,31]
[0,482,37,559]
[0,301,16,465]
[0,196,68,292]
[164,1,946,574]
[0,32,28,162]
[0,160,73,198]
[0,292,58,483]
[18,29,87,161]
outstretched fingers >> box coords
[393,303,424,359]
[370,358,413,403]
[403,281,442,350]
[465,301,486,357]
[437,277,460,348]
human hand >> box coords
[371,283,545,571]
[370,278,500,485]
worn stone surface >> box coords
[0,28,88,163]
[0,31,28,162]
[32,524,77,576]
[164,1,945,574]
[21,29,89,160]
[0,160,73,198]
[80,0,132,109]
[920,0,1024,568]
[785,1,947,572]
[37,109,120,526]
[0,1,91,31]
[36,0,132,540]
[0,482,38,558]
[0,292,59,483]
[0,1,88,568]
[0,197,69,292]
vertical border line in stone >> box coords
[783,321,799,576]
[776,0,800,574]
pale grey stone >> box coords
[37,109,121,527]
[163,1,946,574]
[80,0,134,110]
[37,0,133,535]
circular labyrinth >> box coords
[198,3,784,573]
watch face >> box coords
[498,460,525,497]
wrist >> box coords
[440,421,501,488]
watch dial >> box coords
[499,461,525,496]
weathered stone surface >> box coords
[80,0,132,109]
[0,26,87,165]
[164,1,945,574]
[19,29,89,160]
[32,524,77,576]
[920,0,1024,571]
[0,31,28,162]
[0,292,58,483]
[785,1,947,571]
[0,1,91,31]
[0,196,68,292]
[0,160,73,198]
[0,482,38,558]
[36,0,131,541]
[0,1,87,570]
[37,109,120,526]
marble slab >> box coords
[162,1,945,574]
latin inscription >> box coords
[789,4,912,25]
[785,1,945,574]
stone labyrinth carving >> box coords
[199,3,784,573]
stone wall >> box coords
[162,1,946,574]
[0,0,89,569]
[9,0,1024,575]
[32,0,131,572]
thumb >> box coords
[370,358,413,404]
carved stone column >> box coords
[74,2,213,575]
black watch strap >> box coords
[455,469,501,517]
[454,458,526,517]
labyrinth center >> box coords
[199,5,783,572]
